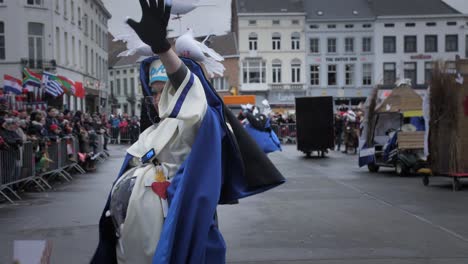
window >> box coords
[116,70,120,75]
[310,65,320,86]
[210,77,228,91]
[362,63,372,86]
[363,24,372,28]
[55,0,59,11]
[130,69,134,73]
[383,63,396,85]
[273,20,280,25]
[272,60,282,83]
[310,38,319,53]
[27,0,42,6]
[291,60,301,83]
[426,22,436,27]
[345,64,355,85]
[64,32,68,64]
[425,35,438,52]
[123,69,127,74]
[383,36,396,53]
[445,35,458,52]
[404,36,417,53]
[64,0,67,18]
[328,65,337,86]
[78,40,82,67]
[91,20,94,40]
[110,80,114,95]
[292,20,299,25]
[0,22,4,60]
[124,78,128,95]
[55,27,60,62]
[466,35,468,58]
[84,45,88,73]
[28,23,44,69]
[404,62,417,84]
[130,77,135,96]
[362,37,372,53]
[248,20,256,26]
[78,8,81,27]
[425,62,433,84]
[91,49,94,74]
[405,23,416,27]
[327,24,336,29]
[242,60,266,83]
[248,33,257,51]
[447,21,457,26]
[95,25,98,44]
[309,24,319,29]
[327,38,336,53]
[84,14,88,35]
[291,32,300,50]
[384,23,395,28]
[71,1,74,22]
[345,24,354,29]
[116,79,121,95]
[272,32,281,50]
[345,37,354,53]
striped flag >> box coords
[22,68,42,92]
[58,75,76,95]
[42,72,64,97]
[3,74,23,95]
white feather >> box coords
[114,21,154,57]
[175,29,225,77]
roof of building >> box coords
[368,0,460,16]
[305,0,375,20]
[197,32,239,57]
[113,54,144,67]
[237,0,304,13]
[108,33,128,67]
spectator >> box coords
[0,118,23,150]
[45,107,59,136]
[28,111,47,139]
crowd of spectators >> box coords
[0,107,140,172]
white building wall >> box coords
[374,15,468,86]
[306,20,375,101]
[0,0,110,112]
[239,14,305,91]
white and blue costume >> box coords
[91,57,285,264]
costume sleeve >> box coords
[158,70,207,123]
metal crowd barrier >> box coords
[271,123,297,144]
[119,128,131,144]
[0,133,110,204]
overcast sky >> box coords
[102,0,468,38]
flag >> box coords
[22,68,42,92]
[58,75,76,95]
[74,81,85,98]
[3,74,23,95]
[42,72,64,97]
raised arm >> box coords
[127,0,184,77]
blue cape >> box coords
[91,57,285,264]
[244,118,282,154]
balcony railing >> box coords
[21,59,56,71]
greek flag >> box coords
[42,72,64,97]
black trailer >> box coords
[295,96,334,157]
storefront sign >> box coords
[410,54,432,60]
[326,57,358,62]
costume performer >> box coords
[239,101,282,154]
[91,0,285,263]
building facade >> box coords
[236,0,468,107]
[237,0,307,107]
[0,0,111,112]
